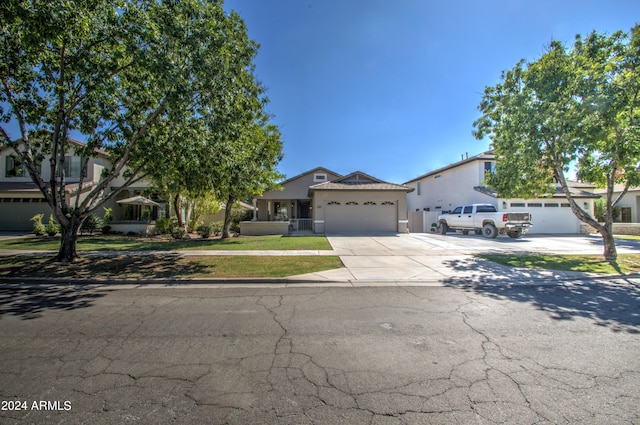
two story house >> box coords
[404,151,600,234]
[0,138,153,231]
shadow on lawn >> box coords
[0,254,208,279]
[442,256,640,334]
[0,285,113,320]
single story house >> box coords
[245,167,414,235]
[404,151,600,234]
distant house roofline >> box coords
[404,150,495,184]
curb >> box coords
[0,272,638,288]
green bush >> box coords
[155,217,176,234]
[31,214,46,236]
[103,207,113,223]
[81,214,103,235]
[196,225,212,238]
[45,214,60,236]
[171,226,187,239]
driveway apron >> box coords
[291,234,606,284]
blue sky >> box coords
[224,0,640,184]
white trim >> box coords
[314,220,324,224]
[398,219,409,223]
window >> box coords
[327,201,341,205]
[561,203,571,208]
[476,205,497,213]
[527,203,543,208]
[274,202,288,220]
[484,161,495,177]
[452,207,463,214]
[313,173,327,182]
[417,182,422,196]
[621,207,632,223]
[346,201,359,205]
[59,156,85,178]
[544,203,559,208]
[510,203,525,208]
[5,155,26,177]
[364,201,377,205]
[463,206,473,214]
[382,201,395,206]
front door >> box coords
[298,200,311,219]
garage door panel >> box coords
[324,200,397,234]
[526,206,579,234]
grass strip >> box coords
[0,255,343,279]
[0,235,333,252]
[476,253,640,275]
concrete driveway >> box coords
[294,233,640,284]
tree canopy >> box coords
[474,25,640,262]
[0,0,280,261]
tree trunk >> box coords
[601,221,618,264]
[56,219,81,263]
[221,194,235,239]
[173,193,183,228]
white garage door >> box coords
[525,204,580,234]
[324,200,397,234]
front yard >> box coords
[0,235,340,279]
[0,234,332,251]
[477,253,640,275]
[0,255,343,279]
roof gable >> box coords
[309,171,414,193]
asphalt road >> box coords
[1,280,639,424]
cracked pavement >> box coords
[1,282,639,424]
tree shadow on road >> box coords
[442,256,640,334]
[0,285,113,320]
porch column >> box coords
[252,198,257,221]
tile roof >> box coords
[309,171,414,192]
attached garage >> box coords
[324,200,398,234]
[309,171,413,235]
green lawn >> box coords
[0,234,332,251]
[0,255,343,279]
[477,253,640,275]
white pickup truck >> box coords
[437,204,532,239]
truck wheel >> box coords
[482,223,498,239]
[438,222,448,235]
[507,230,522,239]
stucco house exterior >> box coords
[404,151,600,234]
[246,167,414,235]
[0,138,155,231]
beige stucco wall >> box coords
[407,160,490,213]
[239,221,289,236]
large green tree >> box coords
[137,11,283,233]
[0,0,257,261]
[474,26,640,262]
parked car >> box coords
[437,204,532,239]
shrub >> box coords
[81,214,103,235]
[171,226,187,239]
[103,207,113,223]
[196,224,212,238]
[211,221,223,235]
[31,214,46,236]
[45,214,60,236]
[155,217,175,234]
